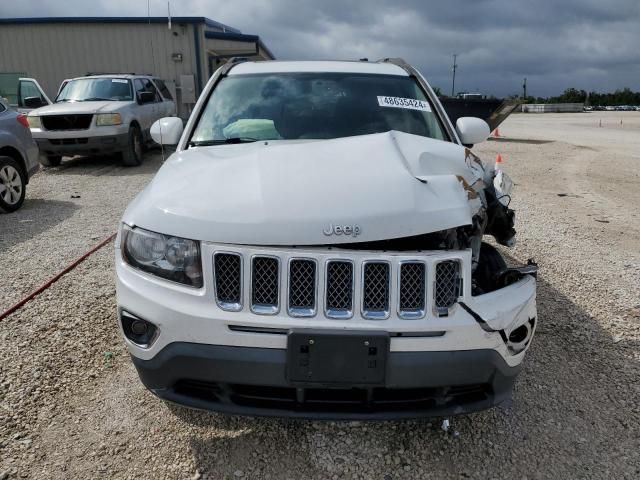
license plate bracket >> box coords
[286,329,389,386]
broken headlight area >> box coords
[472,243,538,295]
[484,188,516,247]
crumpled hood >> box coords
[123,131,485,245]
[33,100,131,115]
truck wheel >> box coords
[39,155,62,167]
[121,125,143,167]
[0,156,27,213]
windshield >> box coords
[190,73,447,144]
[56,78,133,102]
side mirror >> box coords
[138,91,155,104]
[24,96,46,109]
[455,117,490,146]
[150,117,183,145]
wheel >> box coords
[0,156,27,213]
[121,125,143,167]
[473,242,508,294]
[39,155,62,167]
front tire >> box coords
[121,125,143,167]
[39,155,62,167]
[0,156,27,213]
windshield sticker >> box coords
[112,79,128,83]
[377,96,431,112]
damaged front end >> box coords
[336,145,538,356]
[440,148,538,355]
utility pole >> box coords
[522,77,527,100]
[451,54,458,97]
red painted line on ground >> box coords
[0,232,117,321]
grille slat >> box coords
[213,253,242,311]
[288,259,317,316]
[435,261,461,313]
[251,256,280,314]
[399,262,426,318]
[213,250,463,320]
[362,262,390,318]
[325,261,354,318]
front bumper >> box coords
[32,126,129,156]
[133,342,520,420]
[116,243,537,419]
[116,246,537,364]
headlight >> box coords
[27,115,41,128]
[96,113,122,126]
[121,225,203,287]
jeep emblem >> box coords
[323,224,361,237]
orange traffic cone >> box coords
[491,128,501,138]
[495,153,503,171]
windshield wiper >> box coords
[188,137,260,147]
[81,97,112,101]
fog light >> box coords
[121,311,158,347]
[130,319,148,335]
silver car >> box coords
[27,74,176,167]
[0,98,39,212]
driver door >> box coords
[17,78,51,113]
[133,78,160,134]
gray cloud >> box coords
[2,0,639,96]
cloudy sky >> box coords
[2,0,639,96]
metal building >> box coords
[0,17,275,117]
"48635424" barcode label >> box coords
[377,96,432,112]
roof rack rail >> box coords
[218,57,250,77]
[377,58,409,68]
[227,57,249,64]
[84,72,153,76]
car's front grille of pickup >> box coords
[41,114,93,131]
[212,250,463,319]
[48,138,89,145]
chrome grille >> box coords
[211,246,465,320]
[288,259,316,316]
[362,262,390,318]
[399,262,426,318]
[251,256,280,314]
[325,261,354,318]
[435,260,461,313]
[213,253,242,311]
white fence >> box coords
[522,103,584,113]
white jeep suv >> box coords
[28,74,176,167]
[115,59,537,419]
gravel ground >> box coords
[1,113,639,479]
[0,152,165,312]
